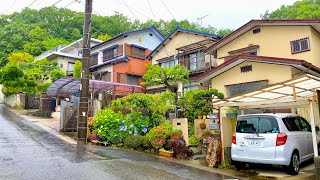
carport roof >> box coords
[212,74,320,108]
[46,77,144,97]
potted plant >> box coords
[159,148,174,158]
[226,108,238,118]
[170,129,183,139]
[202,130,211,138]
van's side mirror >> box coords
[316,126,320,132]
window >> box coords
[189,53,197,70]
[236,117,279,133]
[296,116,311,132]
[127,74,140,85]
[160,58,178,69]
[291,37,310,54]
[240,65,252,73]
[282,117,301,131]
[253,28,261,34]
[131,46,146,59]
[103,48,117,61]
[118,73,127,84]
[90,54,98,66]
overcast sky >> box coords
[0,0,298,30]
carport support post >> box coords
[219,108,225,164]
[309,99,319,157]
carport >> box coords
[213,74,320,163]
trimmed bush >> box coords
[124,135,143,149]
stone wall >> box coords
[4,94,25,108]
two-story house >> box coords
[146,27,220,93]
[197,19,320,97]
[89,25,165,86]
[36,38,103,75]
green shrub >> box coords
[146,122,173,149]
[170,129,182,136]
[125,111,150,135]
[93,108,124,144]
[189,136,200,146]
[124,135,143,149]
[73,60,82,78]
[50,69,66,82]
[141,135,150,148]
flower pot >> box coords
[203,115,207,119]
[198,114,203,119]
[170,134,181,139]
[202,134,211,138]
[159,150,174,158]
[200,123,206,129]
[226,113,238,118]
[90,140,100,146]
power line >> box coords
[160,0,175,20]
[36,0,47,8]
[51,0,63,7]
[5,0,18,14]
[27,0,39,8]
[147,0,155,20]
[121,0,137,19]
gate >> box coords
[62,107,78,132]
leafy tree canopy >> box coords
[73,60,82,78]
[270,0,320,18]
[141,64,189,94]
[0,7,232,66]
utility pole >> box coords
[78,0,92,142]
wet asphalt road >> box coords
[0,105,237,180]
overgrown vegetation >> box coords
[0,7,232,66]
[177,88,224,122]
[270,0,320,19]
[0,52,65,96]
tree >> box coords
[270,0,320,18]
[73,60,82,78]
[1,63,25,96]
[50,69,66,82]
[177,88,224,122]
[97,34,111,41]
[0,7,233,66]
[142,64,189,96]
[8,52,34,63]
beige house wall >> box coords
[216,26,320,67]
[210,62,303,97]
[152,32,210,65]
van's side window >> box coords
[296,116,311,132]
[282,117,301,131]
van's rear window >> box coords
[236,117,279,133]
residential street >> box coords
[0,104,236,180]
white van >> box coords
[231,113,320,175]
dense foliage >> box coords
[142,64,189,101]
[270,0,320,18]
[0,7,232,66]
[177,88,224,122]
[0,52,65,96]
[73,60,82,78]
[111,92,175,126]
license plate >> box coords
[248,140,261,146]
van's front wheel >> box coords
[286,152,300,175]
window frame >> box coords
[131,46,146,59]
[290,37,310,54]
